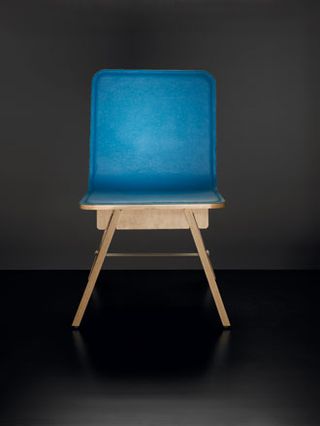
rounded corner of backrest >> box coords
[91,69,113,97]
[92,68,107,82]
[196,70,216,87]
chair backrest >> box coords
[88,69,217,193]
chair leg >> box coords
[72,210,121,328]
[185,210,231,328]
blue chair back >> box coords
[88,70,217,197]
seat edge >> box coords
[79,202,225,210]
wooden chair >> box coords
[72,69,230,328]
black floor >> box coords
[0,270,319,425]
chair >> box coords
[72,69,230,328]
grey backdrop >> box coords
[1,0,319,269]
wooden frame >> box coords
[96,209,209,230]
[72,206,230,328]
[72,210,120,327]
[185,210,230,327]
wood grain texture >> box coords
[72,210,121,327]
[185,210,230,328]
[97,209,209,230]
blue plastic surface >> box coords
[81,69,224,205]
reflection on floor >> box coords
[0,270,319,425]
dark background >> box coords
[1,0,319,270]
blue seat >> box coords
[80,69,224,207]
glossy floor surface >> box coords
[0,270,319,425]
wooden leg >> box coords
[72,210,121,328]
[185,210,231,328]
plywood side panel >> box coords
[96,209,209,230]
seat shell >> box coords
[81,69,224,208]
